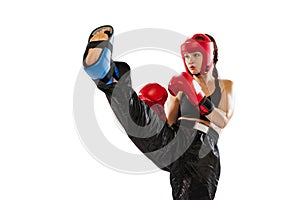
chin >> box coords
[190,70,200,75]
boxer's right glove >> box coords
[168,72,214,116]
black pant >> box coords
[96,63,220,199]
[169,128,220,200]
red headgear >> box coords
[180,34,214,76]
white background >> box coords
[1,0,300,199]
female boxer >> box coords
[82,25,234,200]
[166,34,234,199]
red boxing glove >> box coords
[138,83,168,120]
[168,72,214,115]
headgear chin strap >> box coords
[180,34,214,76]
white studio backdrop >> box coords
[1,0,300,199]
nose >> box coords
[187,56,194,64]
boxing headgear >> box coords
[180,34,214,76]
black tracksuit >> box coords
[96,62,221,200]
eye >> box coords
[184,54,190,59]
[193,53,201,57]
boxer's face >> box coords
[183,51,203,75]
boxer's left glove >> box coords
[138,83,168,120]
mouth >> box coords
[189,66,196,70]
